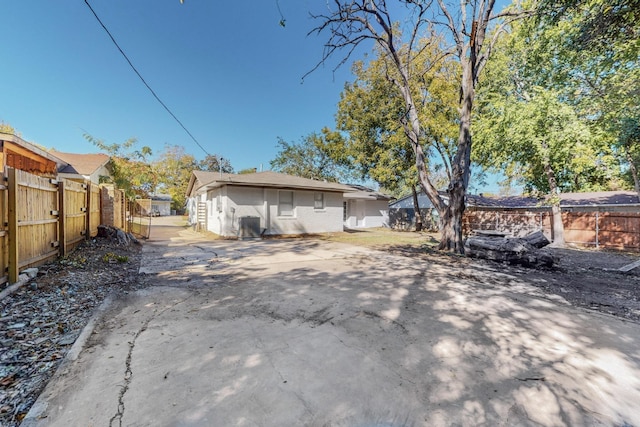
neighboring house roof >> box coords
[343,184,394,201]
[51,151,110,176]
[389,192,435,209]
[187,170,356,196]
[150,194,173,202]
[390,190,640,209]
[469,191,640,208]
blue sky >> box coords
[2,1,509,192]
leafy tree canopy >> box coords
[197,154,234,174]
[270,128,356,183]
[84,134,155,199]
[153,144,198,210]
[335,40,460,197]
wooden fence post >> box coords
[58,180,66,257]
[595,211,599,249]
[7,168,18,284]
[86,181,92,240]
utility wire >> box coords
[83,0,211,157]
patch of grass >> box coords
[319,227,440,249]
[102,252,129,263]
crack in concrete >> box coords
[108,295,193,427]
[109,319,150,427]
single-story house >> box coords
[388,191,438,230]
[343,185,393,228]
[135,195,173,216]
[53,151,111,184]
[186,171,356,238]
[151,194,173,216]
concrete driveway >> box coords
[23,216,640,426]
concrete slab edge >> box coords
[20,294,115,427]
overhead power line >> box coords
[83,0,211,157]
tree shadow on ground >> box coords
[129,239,640,426]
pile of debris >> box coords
[464,230,555,267]
[0,228,144,427]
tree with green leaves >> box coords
[84,134,155,199]
[473,14,627,244]
[531,0,639,195]
[270,128,355,183]
[616,118,640,201]
[334,41,460,229]
[0,122,17,135]
[309,0,530,252]
[198,154,234,174]
[153,144,198,211]
[237,168,258,174]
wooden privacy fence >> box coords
[465,207,640,251]
[1,167,101,285]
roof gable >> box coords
[52,151,110,176]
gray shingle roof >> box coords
[191,171,356,193]
[469,191,640,207]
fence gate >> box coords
[62,179,90,253]
[8,168,60,282]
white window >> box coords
[314,192,324,210]
[216,194,222,212]
[278,190,294,216]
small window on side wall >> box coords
[314,192,324,210]
[279,190,294,216]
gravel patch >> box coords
[0,237,145,427]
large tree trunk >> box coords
[625,149,640,202]
[412,185,423,231]
[438,187,466,252]
[436,60,474,252]
[550,205,565,246]
[541,141,565,246]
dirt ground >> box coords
[387,242,640,322]
[1,229,639,426]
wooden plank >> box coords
[58,180,66,257]
[619,259,640,272]
[66,213,86,219]
[17,218,58,226]
[18,249,59,268]
[17,181,58,192]
[64,187,87,194]
[7,168,18,284]
[86,182,92,239]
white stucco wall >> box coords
[191,186,345,237]
[205,188,226,235]
[344,199,389,228]
[151,201,172,216]
[264,189,343,235]
[89,164,112,185]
